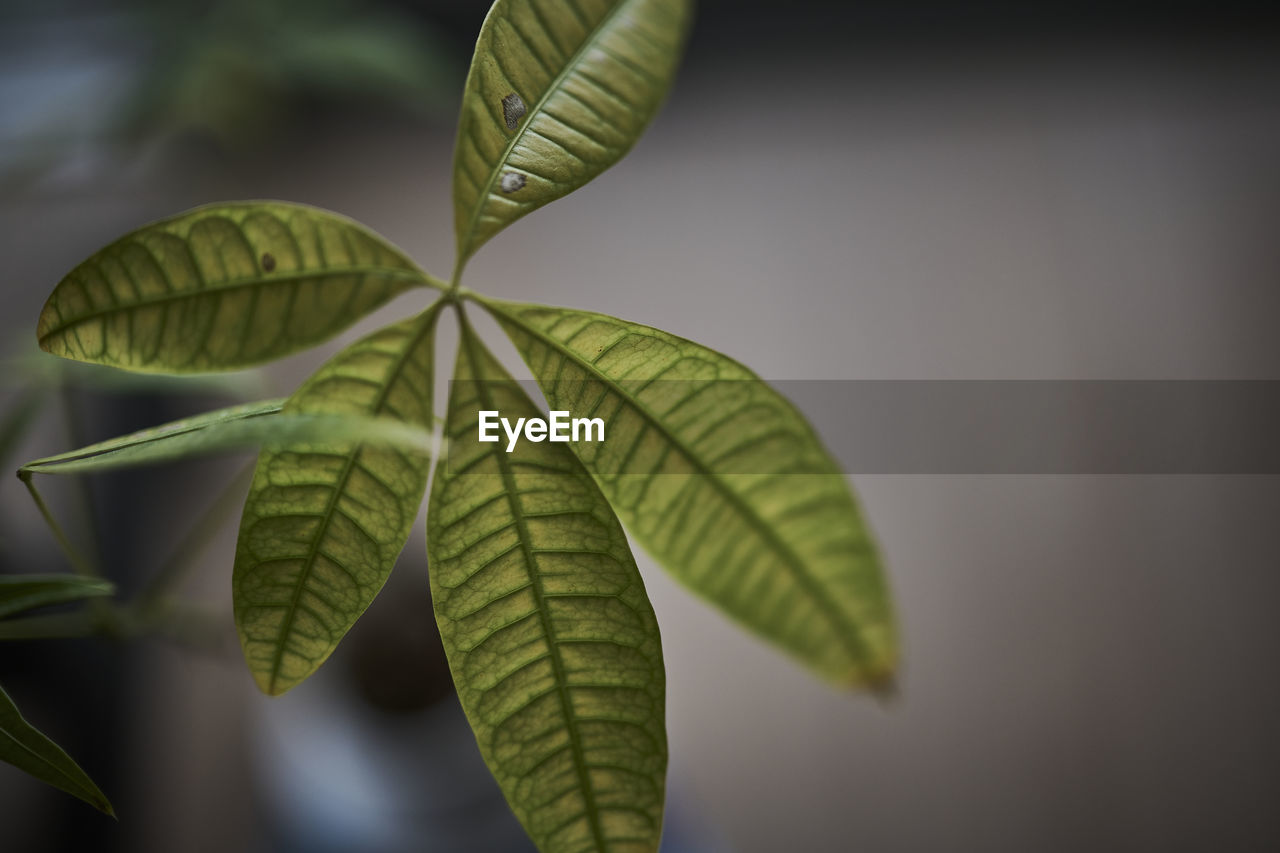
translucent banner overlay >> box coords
[444,380,1280,474]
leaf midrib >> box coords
[23,402,285,472]
[457,319,608,853]
[0,580,113,619]
[482,299,874,672]
[262,306,439,694]
[0,690,106,810]
[456,0,640,266]
[39,266,431,344]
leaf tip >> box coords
[253,669,293,698]
[847,659,900,703]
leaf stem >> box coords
[448,256,466,297]
[418,268,452,293]
[18,472,101,581]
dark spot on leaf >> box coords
[500,172,526,194]
[501,93,526,130]
[261,252,276,272]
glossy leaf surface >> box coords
[0,683,113,815]
[429,319,665,852]
[483,297,897,687]
[452,0,692,265]
[234,305,442,695]
[38,202,434,373]
[0,575,114,620]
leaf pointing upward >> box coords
[39,202,437,373]
[452,0,692,267]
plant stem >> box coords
[18,472,101,581]
[420,270,452,293]
[448,255,467,297]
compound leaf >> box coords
[38,201,438,373]
[0,682,113,815]
[0,575,114,620]
[481,297,898,688]
[234,304,443,695]
[428,317,665,853]
[452,0,692,266]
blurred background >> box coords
[2,0,1279,850]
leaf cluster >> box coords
[4,2,897,850]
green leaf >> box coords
[480,297,898,688]
[0,575,114,620]
[452,0,692,267]
[234,304,443,695]
[38,201,441,373]
[3,347,271,398]
[429,317,665,853]
[21,398,280,474]
[19,399,432,477]
[0,682,113,815]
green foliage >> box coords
[18,399,431,478]
[37,202,439,373]
[481,297,897,686]
[0,684,113,816]
[234,304,443,694]
[452,0,692,267]
[0,575,114,620]
[11,0,899,846]
[430,317,665,851]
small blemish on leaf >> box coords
[261,252,276,272]
[501,93,526,130]
[500,172,526,194]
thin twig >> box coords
[18,472,101,580]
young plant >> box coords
[5,1,897,849]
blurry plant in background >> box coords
[0,0,459,187]
[119,0,457,145]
